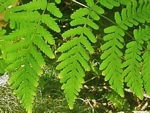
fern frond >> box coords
[123,26,150,99]
[57,1,103,109]
[122,41,143,99]
[0,0,62,112]
[115,0,150,30]
[142,43,150,95]
[100,0,150,98]
[100,25,124,97]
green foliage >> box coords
[100,0,150,99]
[56,1,104,109]
[0,0,62,112]
[1,0,150,112]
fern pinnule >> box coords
[28,55,43,75]
[33,36,55,59]
[71,17,99,30]
[85,0,94,7]
[6,60,24,72]
[98,0,120,9]
[55,0,61,4]
[62,27,82,38]
[12,0,47,11]
[71,8,89,19]
[117,0,131,5]
[47,3,62,18]
[37,26,55,45]
[89,10,100,20]
[9,11,40,23]
[92,4,105,15]
[31,45,45,63]
[83,27,97,43]
[81,35,95,53]
[42,14,61,32]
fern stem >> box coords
[100,14,116,25]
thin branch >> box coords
[72,0,89,8]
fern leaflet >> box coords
[56,1,104,109]
[0,0,62,112]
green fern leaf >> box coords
[0,1,62,112]
[29,45,45,67]
[142,44,150,95]
[47,3,62,18]
[57,38,79,52]
[115,0,150,30]
[101,0,150,98]
[92,4,105,15]
[42,14,61,32]
[33,35,55,59]
[55,0,61,4]
[37,26,55,45]
[12,0,47,11]
[57,2,102,108]
[83,27,96,43]
[89,10,100,20]
[99,0,120,9]
[122,26,150,99]
[100,26,124,97]
[85,0,94,7]
[81,35,95,53]
[9,11,41,23]
[122,41,143,99]
[116,0,131,5]
[70,17,99,30]
[62,27,82,38]
[71,8,89,19]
